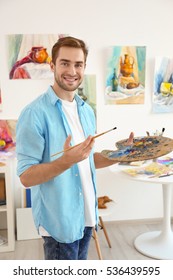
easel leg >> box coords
[92,228,103,260]
[99,216,111,248]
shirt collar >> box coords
[47,86,85,107]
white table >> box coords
[110,163,173,259]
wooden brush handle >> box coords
[51,127,117,157]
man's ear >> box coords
[50,61,55,72]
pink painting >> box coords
[0,120,16,159]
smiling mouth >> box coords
[64,76,78,83]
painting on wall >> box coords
[77,74,96,116]
[0,120,16,160]
[7,34,67,80]
[152,57,173,113]
[105,46,146,105]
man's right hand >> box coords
[61,135,95,165]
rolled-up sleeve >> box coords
[16,107,45,176]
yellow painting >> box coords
[105,46,146,105]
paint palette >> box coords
[101,136,173,162]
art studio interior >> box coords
[0,0,173,261]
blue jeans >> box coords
[42,227,93,260]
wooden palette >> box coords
[101,136,173,162]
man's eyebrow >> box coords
[59,59,84,64]
[59,59,70,62]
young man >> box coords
[16,36,133,260]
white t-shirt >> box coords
[61,99,96,227]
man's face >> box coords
[51,47,86,93]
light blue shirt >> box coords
[16,86,98,243]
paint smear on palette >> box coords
[101,136,173,162]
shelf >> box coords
[0,243,9,253]
[0,230,7,250]
[0,161,15,252]
[0,231,8,252]
[0,165,7,174]
[0,205,7,212]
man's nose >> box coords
[68,65,76,75]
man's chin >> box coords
[64,83,81,91]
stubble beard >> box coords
[55,76,83,92]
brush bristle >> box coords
[113,127,117,130]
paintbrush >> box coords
[161,127,165,136]
[51,126,117,157]
[159,172,173,178]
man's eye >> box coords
[61,62,68,66]
[76,64,83,68]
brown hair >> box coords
[51,36,88,64]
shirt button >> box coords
[75,174,78,176]
[80,193,82,195]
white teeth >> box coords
[65,77,77,82]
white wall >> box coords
[0,0,173,221]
